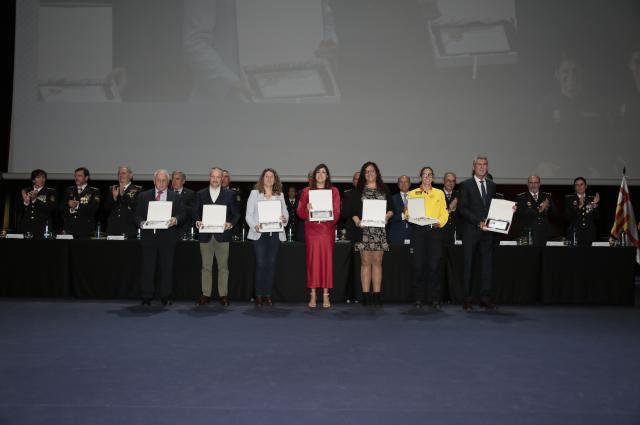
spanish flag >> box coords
[610,171,639,264]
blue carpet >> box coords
[1,300,639,425]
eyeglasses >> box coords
[421,173,434,178]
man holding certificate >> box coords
[458,156,499,311]
[245,168,289,306]
[296,163,341,308]
[134,169,186,306]
[348,162,393,307]
[406,166,449,309]
[194,167,241,306]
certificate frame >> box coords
[258,200,284,232]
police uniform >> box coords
[227,187,243,239]
[564,193,599,245]
[19,186,57,237]
[104,184,143,238]
[441,189,460,245]
[515,191,556,246]
[61,185,101,239]
[174,187,196,239]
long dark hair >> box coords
[356,161,385,192]
[254,168,283,195]
[310,163,332,189]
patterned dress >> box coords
[355,188,390,252]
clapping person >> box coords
[104,166,142,238]
[349,162,393,307]
[19,169,57,237]
[407,167,448,309]
[564,177,600,245]
[61,167,101,239]
[296,163,341,308]
[245,168,289,306]
[515,175,556,246]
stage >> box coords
[1,300,639,425]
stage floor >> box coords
[1,300,639,425]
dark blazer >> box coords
[441,189,460,244]
[515,191,556,246]
[387,192,411,244]
[564,193,599,245]
[340,188,359,242]
[458,177,497,239]
[104,184,143,238]
[134,189,187,241]
[194,187,241,243]
[174,187,196,237]
[343,186,393,243]
[61,185,101,238]
[19,186,57,236]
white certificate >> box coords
[361,199,387,228]
[258,200,284,232]
[407,197,438,226]
[485,199,515,234]
[143,201,172,229]
[200,205,227,234]
[309,190,333,222]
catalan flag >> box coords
[610,171,639,264]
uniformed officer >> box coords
[222,169,243,239]
[19,169,57,237]
[171,170,196,239]
[61,167,101,239]
[564,176,600,245]
[515,175,557,246]
[441,171,460,245]
[104,166,143,238]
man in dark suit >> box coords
[195,167,241,306]
[340,171,361,242]
[515,175,557,246]
[441,172,460,245]
[61,167,101,239]
[19,169,57,237]
[388,175,412,244]
[104,166,143,238]
[171,170,196,239]
[458,156,499,311]
[284,186,299,240]
[222,169,244,240]
[134,169,186,306]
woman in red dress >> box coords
[296,163,341,308]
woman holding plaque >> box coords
[296,163,341,308]
[407,166,448,309]
[246,168,289,306]
[348,162,393,307]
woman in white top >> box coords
[245,168,289,306]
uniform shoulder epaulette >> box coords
[516,191,526,196]
[541,191,551,196]
[132,184,143,190]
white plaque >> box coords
[361,199,387,228]
[484,199,515,234]
[407,197,438,226]
[258,200,284,232]
[200,204,227,234]
[143,201,173,229]
[309,190,333,222]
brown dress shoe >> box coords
[196,295,211,306]
[463,301,473,312]
[480,301,497,310]
[220,296,230,306]
[263,296,273,307]
[255,296,263,307]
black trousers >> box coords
[140,232,177,299]
[411,225,443,303]
[462,230,494,302]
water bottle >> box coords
[241,226,246,242]
[43,224,51,239]
[189,226,195,241]
[572,228,577,246]
[528,229,533,246]
[137,228,141,240]
[287,226,293,242]
[96,223,102,239]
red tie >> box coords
[155,190,163,201]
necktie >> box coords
[533,193,538,202]
[480,180,487,205]
[155,190,163,201]
[402,193,407,207]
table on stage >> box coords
[0,239,635,305]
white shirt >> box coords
[209,186,221,203]
[154,188,168,201]
[77,184,87,193]
[530,191,539,201]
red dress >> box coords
[296,187,341,289]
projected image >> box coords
[184,0,340,103]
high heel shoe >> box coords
[322,292,331,308]
[308,290,317,308]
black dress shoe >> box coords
[414,300,423,309]
[431,302,443,311]
[196,295,211,306]
[255,296,263,307]
[219,296,230,306]
[141,299,152,306]
[263,296,273,307]
[463,302,473,312]
[161,298,172,307]
[480,301,497,310]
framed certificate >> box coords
[143,201,172,229]
[484,199,515,234]
[361,199,386,228]
[407,197,438,226]
[309,190,334,222]
[258,200,284,232]
[200,205,227,234]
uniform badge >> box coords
[573,200,577,206]
[527,201,531,207]
[37,195,47,202]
